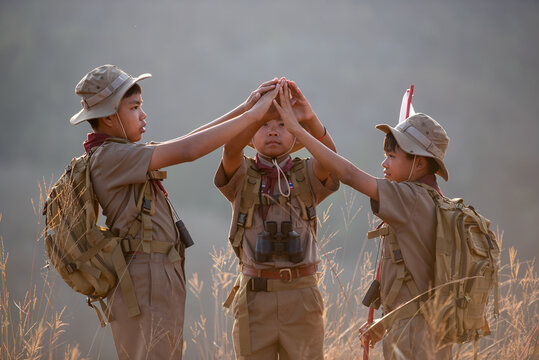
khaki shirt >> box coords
[90,139,179,245]
[371,179,437,310]
[215,156,338,269]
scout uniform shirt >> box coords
[90,139,186,360]
[214,156,338,269]
[370,178,437,311]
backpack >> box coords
[418,183,500,346]
[42,142,172,326]
[367,183,500,349]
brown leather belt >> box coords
[242,264,318,282]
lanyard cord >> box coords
[153,180,181,222]
[272,158,291,197]
[258,176,293,223]
[371,222,384,281]
[364,222,384,360]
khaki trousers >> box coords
[382,315,452,360]
[231,274,324,360]
[108,253,186,360]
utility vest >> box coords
[231,157,316,260]
[43,138,183,326]
[224,157,321,356]
[366,182,499,349]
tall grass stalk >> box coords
[2,180,537,359]
[187,199,538,359]
[1,181,85,360]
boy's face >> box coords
[115,92,147,142]
[381,146,415,182]
[251,119,295,158]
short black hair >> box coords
[123,83,142,99]
[87,83,142,131]
[383,132,439,175]
[88,118,99,131]
[383,132,405,156]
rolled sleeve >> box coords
[370,179,416,228]
[92,141,155,188]
[214,159,247,202]
[305,158,339,205]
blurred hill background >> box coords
[1,0,537,358]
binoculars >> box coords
[175,220,194,248]
[255,221,303,263]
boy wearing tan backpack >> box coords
[48,64,282,359]
[274,83,499,359]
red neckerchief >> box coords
[255,154,293,197]
[255,154,293,219]
[83,133,111,154]
[416,174,443,196]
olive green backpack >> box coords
[418,183,500,348]
[367,183,500,355]
[42,142,171,326]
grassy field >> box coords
[1,192,538,359]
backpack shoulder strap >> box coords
[289,158,317,235]
[378,223,422,308]
[232,157,262,252]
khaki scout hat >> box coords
[376,113,450,181]
[70,64,151,125]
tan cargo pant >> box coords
[231,273,324,359]
[107,253,186,360]
[382,315,452,360]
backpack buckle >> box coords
[142,199,152,214]
[237,213,247,227]
[65,262,76,274]
[392,249,404,263]
[306,206,316,221]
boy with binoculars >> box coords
[214,78,339,359]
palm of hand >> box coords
[292,99,314,122]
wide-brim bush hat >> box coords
[70,64,151,125]
[376,113,450,181]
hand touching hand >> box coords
[248,80,283,121]
[272,82,303,135]
[288,80,315,123]
[242,78,279,113]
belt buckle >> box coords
[279,268,293,282]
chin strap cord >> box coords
[116,112,129,141]
[406,155,417,182]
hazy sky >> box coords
[1,0,538,358]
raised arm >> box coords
[221,79,282,178]
[185,78,279,137]
[273,83,379,201]
[286,80,337,183]
[149,81,282,171]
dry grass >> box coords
[1,182,538,359]
[186,193,539,359]
[1,181,87,360]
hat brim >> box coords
[247,122,309,154]
[376,123,449,181]
[70,73,151,125]
[247,141,304,153]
